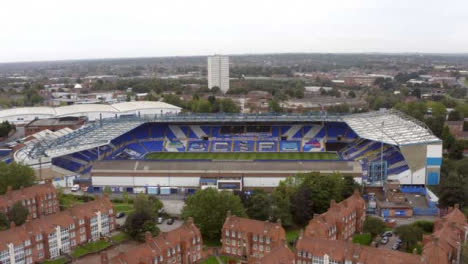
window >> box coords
[259,236,263,243]
[109,209,113,214]
[38,251,43,258]
[37,243,43,250]
[79,219,85,225]
[25,249,32,256]
[71,240,76,246]
[24,240,31,246]
[70,232,75,238]
[253,235,258,242]
[226,247,230,253]
[266,246,270,252]
[70,224,75,229]
[225,230,229,236]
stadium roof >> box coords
[14,110,440,164]
[343,110,441,146]
[0,107,55,118]
[0,101,181,120]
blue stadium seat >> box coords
[141,141,164,152]
[210,140,231,152]
[188,141,208,152]
[257,141,277,152]
[233,140,255,152]
[280,141,300,151]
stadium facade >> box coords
[14,109,442,194]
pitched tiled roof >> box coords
[296,236,423,264]
[223,214,286,241]
[260,244,295,264]
[0,183,57,208]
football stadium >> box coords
[15,109,442,194]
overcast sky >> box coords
[1,0,467,63]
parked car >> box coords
[71,185,80,192]
[380,237,389,245]
[396,238,402,244]
[167,218,175,225]
[157,217,164,224]
[116,212,126,218]
[392,243,400,250]
[381,231,393,237]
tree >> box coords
[363,216,386,237]
[348,90,356,98]
[0,162,36,195]
[395,224,423,250]
[182,188,246,240]
[122,191,129,204]
[441,125,456,150]
[268,99,282,113]
[0,121,15,138]
[447,110,463,121]
[103,186,112,196]
[291,185,314,226]
[438,171,467,208]
[8,202,29,226]
[0,212,8,230]
[124,194,161,241]
[342,175,360,199]
[244,189,273,221]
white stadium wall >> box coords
[92,176,200,188]
[426,144,442,185]
[243,177,287,188]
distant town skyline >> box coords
[1,0,468,63]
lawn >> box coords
[201,256,219,264]
[352,233,372,246]
[41,257,68,264]
[145,152,339,161]
[219,256,239,263]
[286,229,300,249]
[111,232,130,243]
[112,202,134,214]
[71,240,111,258]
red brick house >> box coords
[0,196,116,263]
[221,211,289,264]
[107,217,203,264]
[305,190,366,240]
[0,183,59,219]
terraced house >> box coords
[221,211,288,264]
[105,217,203,264]
[0,196,115,264]
[0,183,58,219]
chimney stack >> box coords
[186,217,193,226]
[9,221,15,229]
[226,210,231,218]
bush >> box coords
[412,221,434,233]
[363,216,386,237]
[352,233,372,246]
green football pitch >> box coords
[145,152,339,161]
